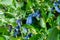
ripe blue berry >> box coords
[28,33,32,38]
[13,23,22,37]
[57,0,60,4]
[33,10,40,18]
[53,1,60,13]
[24,33,32,40]
[16,19,21,28]
[25,36,29,40]
[55,6,60,13]
[26,16,33,24]
[15,25,20,29]
[22,27,28,34]
[24,28,28,32]
[13,29,18,37]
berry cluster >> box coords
[8,10,40,39]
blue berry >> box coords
[13,29,18,37]
[16,19,21,28]
[57,0,60,4]
[55,6,60,13]
[24,28,28,32]
[13,32,18,37]
[22,27,28,34]
[26,16,33,24]
[15,25,20,29]
[24,33,32,40]
[51,7,55,12]
[13,27,21,37]
[16,19,21,23]
[53,2,58,6]
[28,33,32,38]
[53,1,60,13]
[25,36,29,40]
[33,10,40,18]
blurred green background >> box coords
[0,0,60,40]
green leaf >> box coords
[0,0,12,5]
[12,0,16,7]
[4,12,15,18]
[57,16,60,26]
[40,18,46,28]
[0,36,5,40]
[29,34,41,40]
[0,27,8,35]
[47,27,59,40]
[22,24,38,34]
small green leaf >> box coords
[40,18,46,28]
[57,16,60,26]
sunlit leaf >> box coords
[40,18,46,28]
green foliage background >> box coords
[0,0,60,40]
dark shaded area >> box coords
[21,0,27,10]
[22,18,26,25]
[4,13,15,18]
[46,22,51,30]
[0,4,8,11]
[17,29,21,37]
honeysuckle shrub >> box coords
[0,0,60,40]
